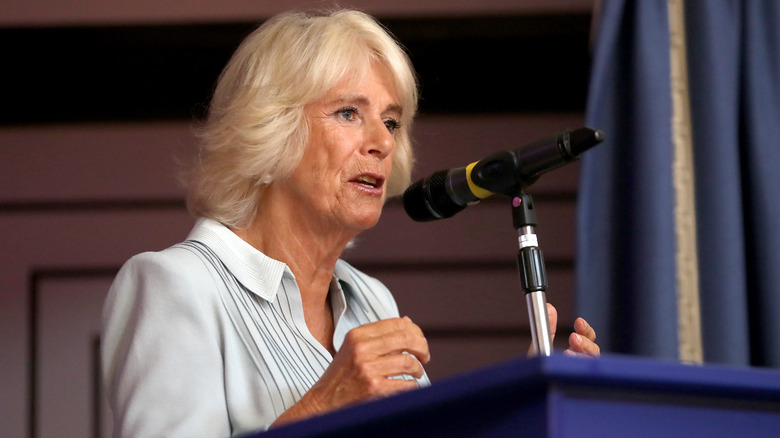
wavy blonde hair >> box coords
[185,9,418,228]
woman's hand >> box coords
[272,316,429,427]
[564,314,600,357]
[539,304,601,357]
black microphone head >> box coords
[568,127,606,156]
[403,170,467,222]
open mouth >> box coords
[351,174,384,189]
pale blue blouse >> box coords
[102,218,428,437]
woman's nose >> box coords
[363,117,394,159]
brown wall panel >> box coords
[377,267,575,328]
[0,122,193,204]
[346,198,577,263]
[35,275,114,438]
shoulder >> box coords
[115,244,211,287]
[106,243,224,313]
[102,245,227,369]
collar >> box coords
[186,217,287,303]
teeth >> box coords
[356,175,378,187]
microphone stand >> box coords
[512,192,553,356]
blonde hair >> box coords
[185,9,418,228]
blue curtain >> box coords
[576,0,780,367]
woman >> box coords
[101,9,599,437]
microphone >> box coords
[402,126,605,222]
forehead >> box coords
[319,63,401,109]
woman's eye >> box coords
[336,107,358,121]
[384,119,401,133]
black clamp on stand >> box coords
[512,192,552,356]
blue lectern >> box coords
[246,354,780,437]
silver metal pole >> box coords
[526,291,552,356]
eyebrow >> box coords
[334,94,403,115]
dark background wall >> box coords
[0,1,595,436]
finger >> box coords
[360,330,429,364]
[340,354,425,401]
[573,317,597,342]
[368,376,422,398]
[563,349,593,358]
[546,304,558,340]
[567,332,601,356]
[346,317,411,337]
[346,317,425,346]
[361,352,426,380]
[344,317,430,363]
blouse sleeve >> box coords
[101,249,231,437]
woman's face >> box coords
[277,63,401,235]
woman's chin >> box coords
[340,209,383,233]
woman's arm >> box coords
[102,250,231,437]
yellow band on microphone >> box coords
[466,162,494,199]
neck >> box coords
[234,208,355,295]
[231,196,357,356]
